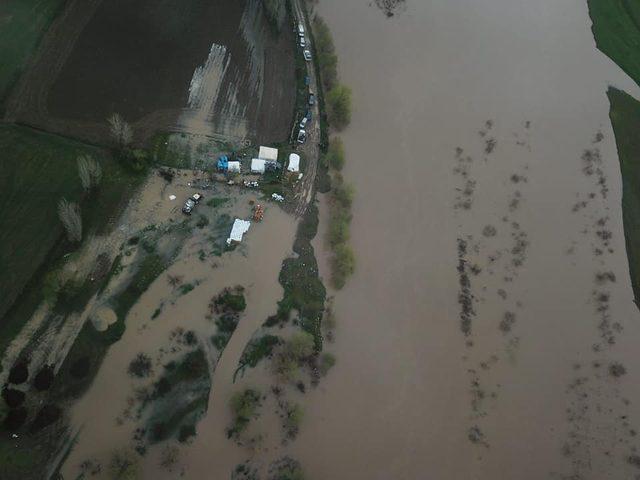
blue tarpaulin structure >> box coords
[217,155,229,171]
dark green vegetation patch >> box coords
[588,0,640,86]
[607,88,640,307]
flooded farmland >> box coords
[3,0,640,478]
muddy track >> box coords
[291,0,321,217]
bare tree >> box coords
[77,155,102,192]
[108,113,133,148]
[58,198,82,243]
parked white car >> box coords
[297,129,307,144]
[303,49,312,61]
[299,36,306,48]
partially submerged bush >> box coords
[128,353,153,378]
[327,84,352,131]
[108,448,139,480]
[228,388,262,437]
[331,244,356,290]
[319,353,336,376]
[33,365,55,391]
[272,332,315,383]
[268,456,305,480]
[8,360,29,385]
[325,137,345,170]
[609,362,627,378]
[2,388,26,408]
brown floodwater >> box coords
[55,0,640,478]
[291,0,640,479]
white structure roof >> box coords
[251,158,266,173]
[287,153,300,172]
[258,146,278,162]
[227,219,251,245]
[227,161,241,172]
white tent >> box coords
[251,158,266,173]
[287,153,300,172]
[227,161,241,173]
[258,146,278,162]
[227,219,251,245]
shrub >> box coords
[2,388,25,408]
[331,244,356,289]
[8,360,29,385]
[3,406,27,432]
[229,388,262,436]
[609,362,627,377]
[178,424,196,443]
[325,138,345,170]
[33,365,55,391]
[268,456,304,480]
[319,353,336,376]
[283,403,304,439]
[327,84,352,130]
[70,356,90,379]
[58,198,82,243]
[314,17,338,88]
[128,353,153,378]
[108,448,139,480]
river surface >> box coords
[292,0,640,479]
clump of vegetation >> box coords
[318,352,336,376]
[178,424,196,443]
[108,448,139,480]
[326,84,352,131]
[609,362,627,378]
[206,197,230,208]
[326,170,356,289]
[268,456,305,480]
[499,311,516,334]
[213,286,246,313]
[8,359,29,385]
[77,155,103,192]
[33,365,54,391]
[227,388,262,438]
[3,406,27,432]
[272,332,315,383]
[313,17,338,89]
[128,353,153,378]
[237,335,282,376]
[232,462,260,480]
[211,313,240,351]
[282,402,304,441]
[324,137,345,170]
[57,198,82,243]
[2,387,25,408]
[159,445,180,472]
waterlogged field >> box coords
[0,125,137,333]
[7,0,296,145]
[0,0,66,107]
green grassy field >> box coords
[588,0,640,86]
[0,124,139,350]
[608,88,640,307]
[0,0,67,107]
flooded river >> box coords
[293,0,640,479]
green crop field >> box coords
[0,0,67,107]
[588,0,640,86]
[608,88,640,307]
[0,125,139,344]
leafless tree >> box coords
[77,155,102,192]
[108,113,133,148]
[58,198,82,243]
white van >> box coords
[298,23,305,37]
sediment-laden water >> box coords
[292,0,640,479]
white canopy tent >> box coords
[251,158,266,173]
[287,153,300,173]
[227,219,251,245]
[227,161,241,173]
[258,146,279,162]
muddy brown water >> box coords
[51,0,640,478]
[292,1,640,479]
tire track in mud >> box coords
[453,119,532,450]
[557,132,640,480]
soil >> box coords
[5,0,295,146]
